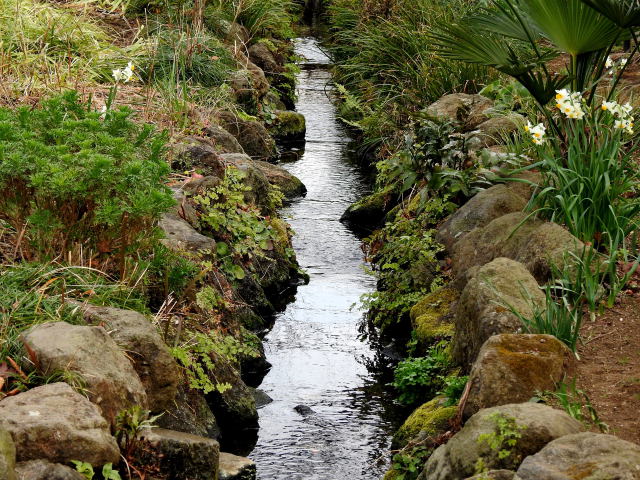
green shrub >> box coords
[391,341,451,406]
[0,91,174,268]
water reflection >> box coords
[249,37,400,480]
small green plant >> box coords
[439,375,469,407]
[391,341,451,406]
[547,379,609,433]
[72,461,122,480]
[475,413,525,474]
[390,444,432,480]
[115,405,163,460]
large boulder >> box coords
[219,452,256,480]
[0,426,16,480]
[451,258,545,371]
[436,185,527,252]
[248,43,279,74]
[517,432,640,479]
[157,382,221,440]
[341,189,394,232]
[419,403,584,480]
[72,302,179,413]
[465,471,519,480]
[252,160,306,199]
[452,212,586,284]
[392,397,457,449]
[426,94,494,130]
[23,322,148,424]
[203,124,245,154]
[468,113,526,148]
[137,428,219,480]
[15,460,84,480]
[464,334,575,419]
[218,114,276,160]
[0,383,119,466]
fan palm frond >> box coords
[579,0,640,28]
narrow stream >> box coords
[249,38,398,480]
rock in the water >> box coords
[217,112,276,160]
[137,428,219,480]
[15,460,84,480]
[436,185,527,252]
[469,113,526,148]
[464,334,575,419]
[23,322,148,424]
[451,258,545,371]
[392,397,457,449]
[157,382,221,441]
[419,403,584,480]
[159,212,216,252]
[0,426,16,480]
[294,404,315,416]
[452,212,586,285]
[517,432,640,479]
[252,389,273,409]
[465,470,520,480]
[203,124,245,154]
[426,94,494,130]
[72,302,179,413]
[0,383,119,466]
[251,160,306,199]
[269,110,306,144]
[410,288,459,348]
[219,452,256,480]
[341,189,393,232]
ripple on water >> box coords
[249,38,397,480]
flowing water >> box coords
[249,37,399,480]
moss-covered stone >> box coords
[410,287,459,322]
[341,188,395,231]
[410,287,459,347]
[270,110,306,143]
[392,397,457,449]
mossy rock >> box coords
[392,397,457,449]
[410,287,459,347]
[410,287,459,322]
[270,110,306,144]
[341,188,395,231]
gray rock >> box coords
[157,382,221,440]
[217,112,277,160]
[269,110,306,144]
[0,426,16,480]
[0,383,119,466]
[426,94,494,130]
[23,322,148,424]
[159,213,216,253]
[470,113,526,148]
[203,124,245,154]
[248,43,279,74]
[465,471,520,480]
[419,403,584,480]
[219,452,256,480]
[451,258,545,371]
[452,212,587,284]
[251,160,306,199]
[219,153,274,214]
[464,334,575,419]
[294,404,315,416]
[137,428,219,480]
[15,460,84,480]
[172,137,226,177]
[71,302,179,413]
[252,389,273,409]
[436,185,527,252]
[517,432,640,479]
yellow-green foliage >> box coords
[410,287,458,321]
[392,397,457,448]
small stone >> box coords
[219,452,256,480]
[15,460,84,480]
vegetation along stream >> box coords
[250,37,399,480]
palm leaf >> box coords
[579,0,640,27]
[522,0,622,55]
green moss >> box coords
[272,111,306,138]
[392,397,458,448]
[414,314,455,344]
[410,287,459,322]
[382,468,404,480]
